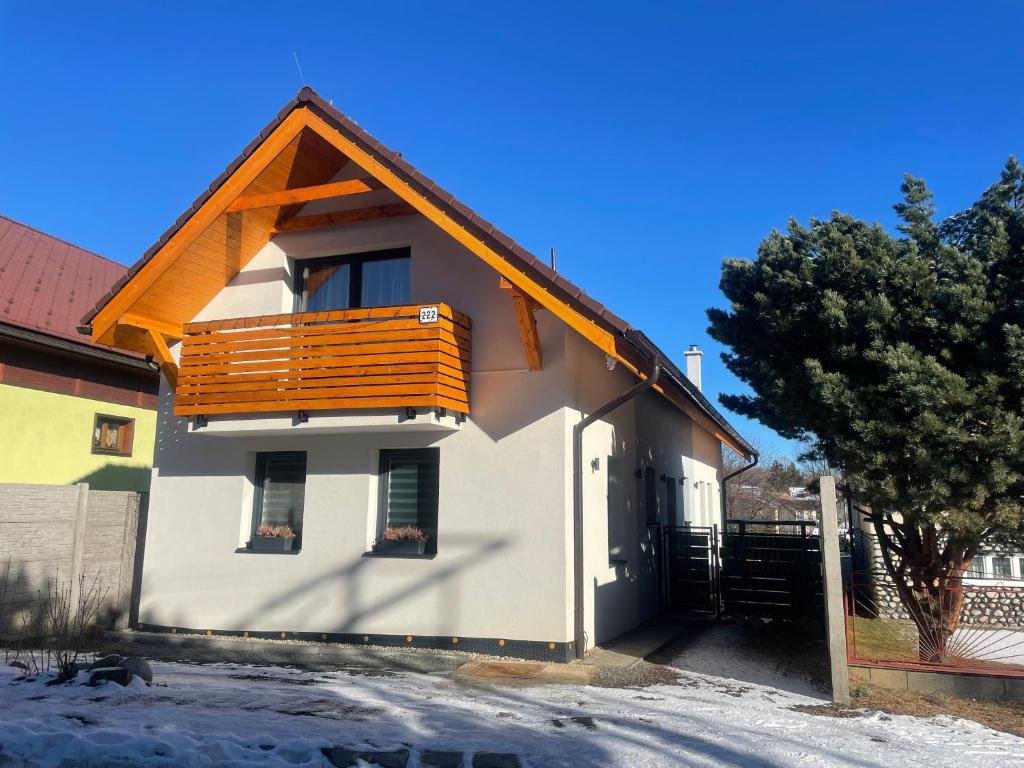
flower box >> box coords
[251,535,295,553]
[374,539,427,556]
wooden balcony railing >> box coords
[174,303,471,417]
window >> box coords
[91,414,135,456]
[965,558,985,578]
[1019,558,1024,579]
[992,556,1012,578]
[607,456,626,563]
[644,467,658,526]
[296,248,411,312]
[666,477,679,528]
[252,452,307,548]
[377,448,440,552]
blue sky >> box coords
[2,2,1021,457]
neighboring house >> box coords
[849,506,1024,628]
[0,216,158,491]
[962,549,1024,585]
[80,88,753,660]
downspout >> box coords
[572,347,661,660]
[720,452,759,530]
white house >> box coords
[80,88,754,661]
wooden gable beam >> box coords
[145,327,178,390]
[89,109,312,345]
[500,277,542,370]
[274,202,417,233]
[117,312,183,340]
[226,178,383,212]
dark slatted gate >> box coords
[663,525,718,614]
[720,519,823,619]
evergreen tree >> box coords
[708,160,1024,660]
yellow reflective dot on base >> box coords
[206,630,212,636]
[548,642,555,649]
[406,635,413,642]
[243,632,249,638]
[452,637,459,644]
[280,632,286,639]
[363,635,369,642]
[498,639,505,647]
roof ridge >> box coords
[0,214,126,270]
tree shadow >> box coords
[72,464,152,492]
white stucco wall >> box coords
[562,331,725,649]
[143,217,574,644]
[140,213,729,651]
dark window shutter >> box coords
[379,448,440,549]
[255,452,307,538]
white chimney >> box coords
[684,344,703,391]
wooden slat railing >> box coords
[174,303,471,417]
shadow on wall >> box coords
[143,531,515,639]
[73,464,152,493]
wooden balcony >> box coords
[174,304,471,417]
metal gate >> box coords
[720,519,823,619]
[663,525,718,614]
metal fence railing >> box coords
[845,571,1024,676]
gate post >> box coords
[819,476,850,705]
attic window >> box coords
[296,247,410,311]
[91,414,135,457]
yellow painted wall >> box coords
[0,383,156,491]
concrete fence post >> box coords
[115,494,141,630]
[68,482,90,618]
[819,476,850,706]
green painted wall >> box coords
[0,383,156,491]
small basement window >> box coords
[251,452,307,551]
[376,448,440,555]
[91,414,135,457]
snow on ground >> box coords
[0,659,1021,767]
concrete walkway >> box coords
[582,615,691,668]
[453,616,692,685]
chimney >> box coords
[684,345,703,391]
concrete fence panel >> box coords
[0,482,147,635]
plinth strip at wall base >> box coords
[135,624,575,663]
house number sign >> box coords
[419,306,439,324]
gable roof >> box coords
[0,215,149,366]
[79,87,753,457]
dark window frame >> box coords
[992,555,1012,578]
[251,451,307,550]
[644,466,658,526]
[376,447,440,554]
[293,247,411,312]
[665,476,678,528]
[91,413,135,457]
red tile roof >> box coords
[0,215,132,351]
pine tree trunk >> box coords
[869,514,973,663]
